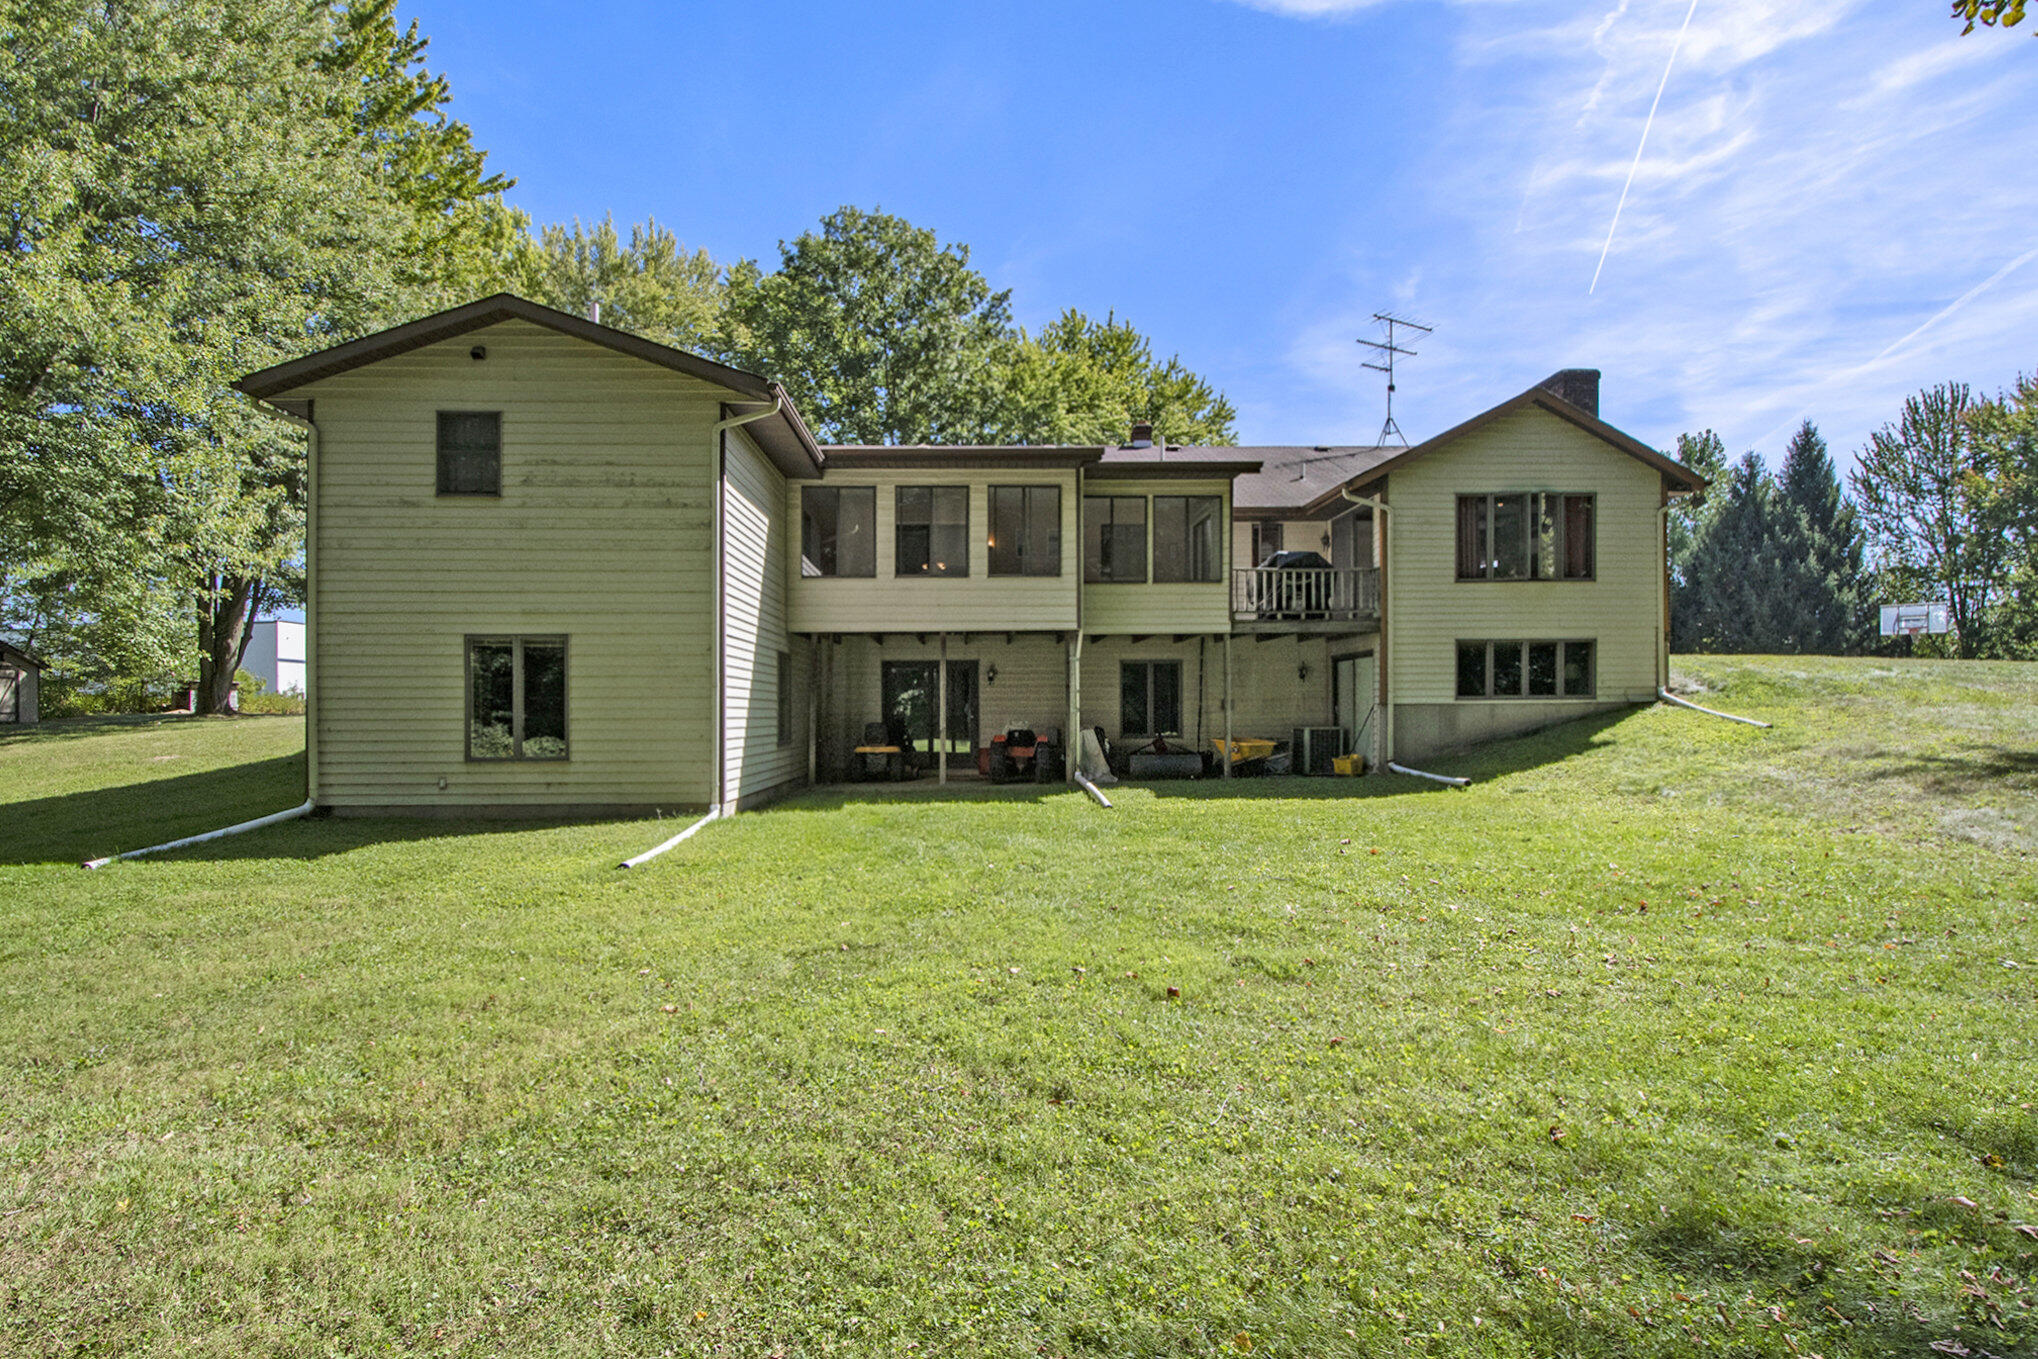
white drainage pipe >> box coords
[1387,762,1471,787]
[1658,687,1772,729]
[81,799,315,869]
[618,806,721,869]
[1073,772,1113,808]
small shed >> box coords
[0,641,42,726]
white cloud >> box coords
[1249,0,2038,470]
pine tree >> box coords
[1674,452,1792,653]
[1771,421,1867,653]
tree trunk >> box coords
[194,574,261,715]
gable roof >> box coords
[233,293,824,476]
[0,639,43,669]
[1102,445,1395,512]
[1295,383,1707,516]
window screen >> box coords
[1084,496,1147,582]
[989,485,1061,576]
[896,485,969,577]
[437,411,501,495]
[1152,496,1223,582]
[801,486,877,577]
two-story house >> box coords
[234,294,1704,816]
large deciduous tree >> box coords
[993,310,1237,446]
[1848,382,2001,659]
[1,0,512,714]
[718,207,1014,445]
[517,214,723,350]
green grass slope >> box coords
[0,658,2032,1357]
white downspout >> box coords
[619,395,785,870]
[1340,487,1391,772]
[83,800,315,869]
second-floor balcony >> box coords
[1232,563,1380,629]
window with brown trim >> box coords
[1152,495,1223,582]
[437,412,501,495]
[1455,493,1595,580]
[467,636,568,759]
[1455,639,1594,699]
[801,486,877,577]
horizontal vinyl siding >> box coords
[1386,407,1663,707]
[299,319,717,809]
[723,428,804,803]
[1078,478,1233,633]
[787,469,1079,632]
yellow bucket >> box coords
[1332,753,1365,776]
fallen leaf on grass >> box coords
[1950,1196,1979,1210]
[1549,1125,1566,1143]
[660,1005,677,1014]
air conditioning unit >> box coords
[1292,726,1348,776]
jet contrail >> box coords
[1873,244,2038,362]
[1589,0,1700,296]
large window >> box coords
[467,636,568,759]
[1456,493,1595,581]
[437,411,501,496]
[895,485,969,577]
[988,485,1061,577]
[1083,496,1147,582]
[1152,495,1224,583]
[1120,660,1183,737]
[1455,639,1594,699]
[801,486,876,577]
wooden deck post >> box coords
[1222,632,1233,778]
[938,632,949,786]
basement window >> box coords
[467,636,568,759]
[1120,660,1183,737]
[1455,640,1594,699]
[437,412,501,496]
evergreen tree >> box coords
[1771,420,1868,652]
[1674,452,1792,653]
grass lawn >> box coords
[0,656,2033,1356]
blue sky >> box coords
[399,0,2038,470]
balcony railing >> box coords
[1231,566,1380,624]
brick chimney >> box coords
[1537,369,1600,417]
[1127,420,1154,449]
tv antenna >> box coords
[1359,312,1432,445]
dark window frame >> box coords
[1151,494,1225,583]
[801,485,878,578]
[465,634,570,760]
[1454,493,1596,582]
[1454,639,1595,700]
[894,484,971,578]
[1250,520,1284,566]
[1083,494,1148,583]
[988,484,1063,578]
[1119,659,1185,737]
[436,411,502,497]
